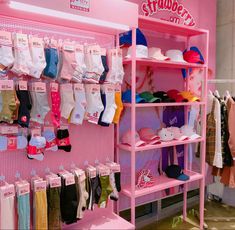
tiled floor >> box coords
[139,200,235,230]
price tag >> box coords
[34,181,47,192]
[100,167,110,177]
[65,174,75,186]
[16,33,28,47]
[74,83,84,92]
[32,82,46,92]
[49,177,61,188]
[19,81,28,90]
[0,185,15,199]
[75,44,84,53]
[63,43,75,52]
[91,85,100,93]
[31,37,43,48]
[7,136,17,150]
[0,80,14,90]
[0,31,12,46]
[61,83,73,91]
[87,167,96,179]
[31,128,41,137]
[50,82,59,92]
[17,183,30,196]
[0,126,18,134]
[112,164,121,173]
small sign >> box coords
[0,80,14,90]
[70,0,90,12]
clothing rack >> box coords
[208,79,235,83]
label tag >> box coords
[0,31,12,46]
[0,80,14,90]
[31,128,41,137]
[50,82,59,92]
[75,44,84,53]
[87,167,96,179]
[74,83,84,92]
[31,37,43,48]
[61,83,73,91]
[65,174,75,186]
[49,177,61,188]
[7,136,17,150]
[0,185,15,199]
[0,126,18,134]
[32,82,46,92]
[15,33,28,48]
[63,43,75,52]
[19,81,28,91]
[17,183,30,196]
[34,181,47,192]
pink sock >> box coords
[51,91,61,127]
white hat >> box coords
[165,49,186,63]
[125,45,148,59]
[148,47,169,61]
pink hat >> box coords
[122,130,146,147]
[138,128,161,145]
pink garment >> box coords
[51,91,61,127]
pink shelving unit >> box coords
[117,16,209,229]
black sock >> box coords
[57,129,72,152]
[99,55,109,84]
[114,172,121,192]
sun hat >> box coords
[165,49,186,63]
[125,45,148,59]
[119,28,147,47]
[139,91,161,103]
[138,128,161,145]
[121,130,146,147]
[165,164,189,181]
[148,47,169,61]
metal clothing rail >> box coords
[208,79,235,83]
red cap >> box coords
[183,50,204,64]
[167,89,188,102]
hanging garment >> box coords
[206,98,216,166]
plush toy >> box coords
[158,128,174,141]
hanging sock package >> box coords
[12,33,33,75]
[85,84,104,124]
[84,45,104,83]
[70,83,87,125]
[99,48,109,84]
[0,31,14,70]
[29,37,46,79]
[73,44,86,83]
[43,39,59,80]
[60,42,77,81]
[50,83,61,127]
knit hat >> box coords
[56,129,71,152]
[43,130,58,152]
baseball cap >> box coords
[148,47,169,61]
[125,45,148,59]
[183,50,204,64]
[120,28,147,47]
[121,130,146,147]
[139,91,161,103]
[138,128,161,145]
[165,50,186,63]
[165,164,189,181]
[153,91,175,102]
[167,89,188,102]
[122,90,147,103]
[179,91,200,102]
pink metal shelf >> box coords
[122,170,203,198]
[138,15,208,37]
[118,138,204,152]
[63,212,135,230]
[123,102,205,108]
[123,58,206,69]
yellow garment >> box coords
[34,190,48,230]
[0,90,17,123]
[12,90,20,121]
[113,92,123,124]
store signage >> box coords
[141,0,195,26]
[70,0,90,12]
